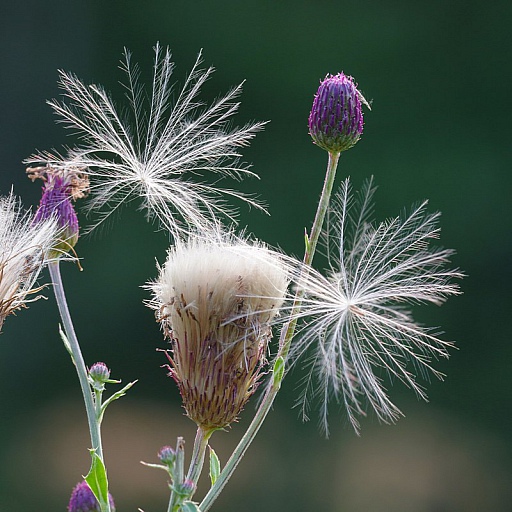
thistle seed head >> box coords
[308,73,364,154]
[149,235,289,430]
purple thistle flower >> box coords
[308,73,365,154]
[27,164,89,256]
[67,481,116,512]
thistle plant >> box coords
[1,45,462,511]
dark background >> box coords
[1,1,511,511]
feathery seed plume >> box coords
[0,192,57,331]
[290,177,462,434]
[26,44,266,237]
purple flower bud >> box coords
[67,481,116,512]
[158,445,176,466]
[27,164,89,255]
[308,73,364,154]
[175,478,196,498]
[89,362,111,384]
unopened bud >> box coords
[174,478,196,498]
[158,445,176,466]
[89,362,111,384]
[308,73,364,154]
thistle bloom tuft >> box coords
[0,192,57,331]
[67,480,115,512]
[308,73,364,154]
[148,234,289,430]
[25,44,267,238]
[27,164,89,256]
[291,178,462,434]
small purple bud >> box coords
[158,445,176,466]
[308,73,365,154]
[175,478,196,498]
[67,480,116,512]
[27,164,89,256]
[89,362,111,384]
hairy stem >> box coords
[199,151,341,511]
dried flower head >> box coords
[27,164,89,256]
[308,72,365,154]
[26,43,266,238]
[149,234,289,430]
[67,480,115,512]
[0,192,57,331]
[291,178,462,434]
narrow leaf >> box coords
[99,380,138,422]
[272,356,285,388]
[208,447,221,486]
[58,324,75,363]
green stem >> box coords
[186,427,212,494]
[199,151,341,511]
[167,437,186,512]
[48,261,110,512]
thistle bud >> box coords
[149,236,288,431]
[158,445,176,466]
[27,164,89,256]
[175,478,196,498]
[89,362,111,386]
[308,73,364,154]
[67,481,116,512]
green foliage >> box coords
[208,447,220,486]
[84,451,110,511]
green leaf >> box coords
[180,501,201,512]
[272,356,285,388]
[208,447,221,486]
[58,324,75,363]
[304,230,311,254]
[84,451,109,510]
[99,380,138,422]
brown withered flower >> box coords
[149,235,289,431]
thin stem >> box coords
[167,437,186,512]
[49,261,110,512]
[200,151,341,511]
[49,261,103,457]
[186,427,212,493]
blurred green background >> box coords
[1,1,511,510]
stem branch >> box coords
[199,151,341,511]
